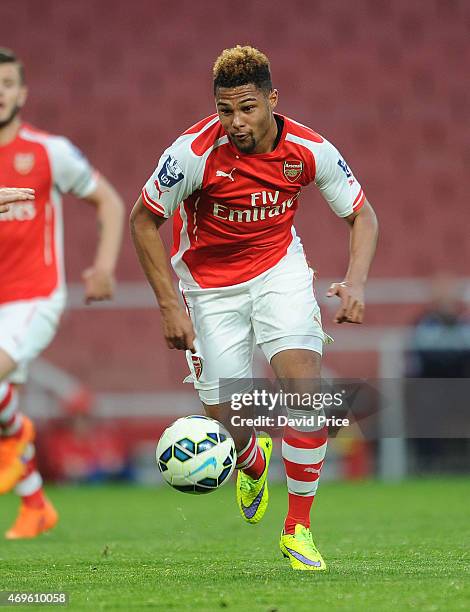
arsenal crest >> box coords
[283,160,303,183]
[14,153,35,175]
[191,355,203,380]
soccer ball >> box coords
[156,415,236,494]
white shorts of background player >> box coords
[0,291,64,384]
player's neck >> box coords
[0,116,21,146]
[253,116,279,154]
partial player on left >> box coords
[0,48,124,539]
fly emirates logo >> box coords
[0,202,36,222]
[212,190,300,223]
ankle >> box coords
[22,489,46,510]
[284,520,311,535]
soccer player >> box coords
[0,48,124,538]
[131,46,378,570]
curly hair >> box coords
[0,47,25,84]
[213,45,272,93]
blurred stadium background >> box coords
[1,0,469,485]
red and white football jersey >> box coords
[0,123,97,304]
[142,113,365,289]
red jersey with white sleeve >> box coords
[0,123,98,304]
[142,113,365,289]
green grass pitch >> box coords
[1,479,469,611]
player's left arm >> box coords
[49,136,125,304]
[327,200,378,324]
[312,138,379,324]
[81,175,125,304]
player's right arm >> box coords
[131,132,205,351]
[0,187,35,213]
[130,196,195,352]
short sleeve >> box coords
[141,136,204,218]
[48,137,98,198]
[314,138,365,217]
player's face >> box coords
[215,84,278,154]
[0,63,27,129]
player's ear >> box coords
[18,85,28,108]
[268,88,278,111]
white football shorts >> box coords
[0,291,65,384]
[181,248,332,405]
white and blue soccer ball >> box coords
[156,415,236,494]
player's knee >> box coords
[202,401,234,423]
[0,349,17,382]
[203,402,221,420]
[271,348,321,381]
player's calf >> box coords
[0,382,23,437]
[203,401,267,478]
[0,384,35,494]
[282,410,328,533]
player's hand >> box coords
[82,267,115,304]
[161,307,196,352]
[327,281,365,324]
[0,187,35,212]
